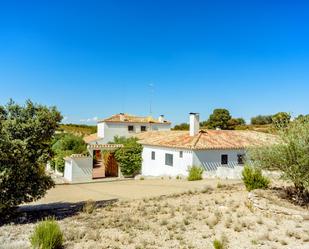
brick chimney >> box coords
[189,113,200,136]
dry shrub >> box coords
[83,199,96,214]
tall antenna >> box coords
[149,83,154,116]
[121,83,126,113]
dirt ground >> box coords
[28,178,241,205]
[1,180,309,249]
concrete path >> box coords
[31,179,241,205]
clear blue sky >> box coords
[0,0,308,125]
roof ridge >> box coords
[191,131,204,149]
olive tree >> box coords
[0,100,62,216]
[248,119,309,194]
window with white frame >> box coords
[165,153,173,166]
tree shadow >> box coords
[0,198,118,226]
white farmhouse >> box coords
[64,113,171,183]
[137,113,277,179]
[84,113,171,145]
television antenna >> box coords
[149,83,154,116]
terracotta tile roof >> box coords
[136,130,278,150]
[83,133,101,143]
[98,113,171,124]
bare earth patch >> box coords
[1,183,309,249]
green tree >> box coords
[227,118,246,129]
[51,133,87,172]
[272,112,291,129]
[172,123,189,130]
[0,100,62,216]
[248,119,309,194]
[111,136,142,176]
[206,109,232,130]
[251,115,273,125]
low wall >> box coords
[203,166,244,179]
[64,156,93,183]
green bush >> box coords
[213,239,224,249]
[248,119,309,194]
[0,100,60,216]
[242,165,270,191]
[51,133,87,173]
[30,219,63,249]
[112,136,142,176]
[187,166,204,181]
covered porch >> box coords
[63,144,123,183]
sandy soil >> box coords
[1,182,308,249]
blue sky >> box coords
[0,0,309,125]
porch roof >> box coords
[87,144,124,150]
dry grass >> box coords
[1,183,308,249]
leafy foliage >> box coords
[51,133,87,173]
[187,166,204,181]
[0,100,61,216]
[272,112,291,129]
[172,123,189,130]
[201,109,245,130]
[248,119,309,193]
[112,136,143,176]
[242,165,270,191]
[206,109,232,130]
[251,115,273,125]
[30,218,63,249]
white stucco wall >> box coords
[64,157,93,183]
[97,122,171,144]
[142,145,193,176]
[193,149,245,179]
[141,146,246,179]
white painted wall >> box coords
[97,122,171,144]
[141,146,246,179]
[142,145,193,176]
[64,157,93,183]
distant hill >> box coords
[58,124,97,136]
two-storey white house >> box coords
[64,113,171,183]
[84,113,171,145]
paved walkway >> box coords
[31,179,241,205]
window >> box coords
[165,153,173,166]
[179,151,183,158]
[151,151,155,160]
[128,125,134,132]
[237,154,245,165]
[141,126,147,132]
[221,154,228,165]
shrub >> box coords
[242,165,270,191]
[0,100,60,216]
[213,239,224,249]
[30,219,63,249]
[112,136,142,176]
[83,199,96,214]
[51,133,87,173]
[187,166,204,181]
[248,119,309,194]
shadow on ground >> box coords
[1,199,118,226]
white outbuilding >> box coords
[137,113,277,179]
